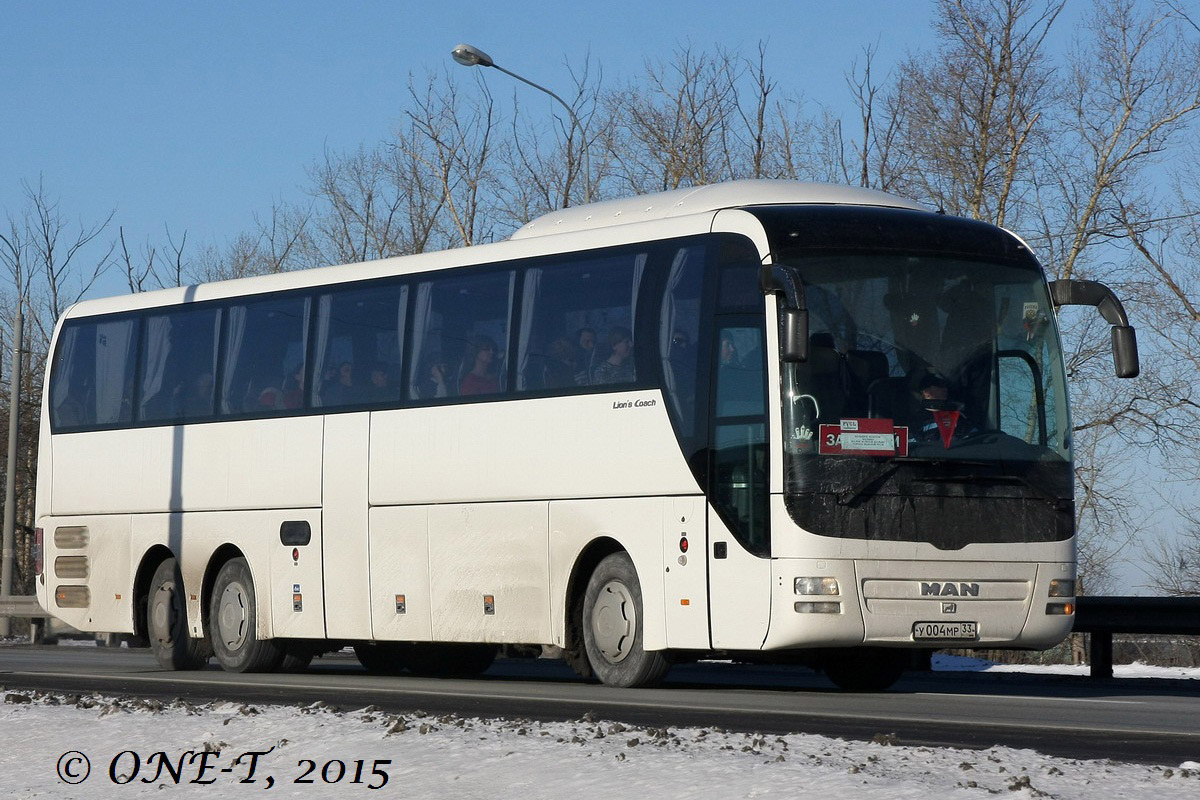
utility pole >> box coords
[0,299,22,637]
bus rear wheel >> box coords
[582,552,670,687]
[147,557,211,670]
[209,557,285,673]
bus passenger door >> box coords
[706,320,772,650]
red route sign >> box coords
[819,418,909,457]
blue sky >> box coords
[2,0,946,271]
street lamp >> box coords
[451,43,592,203]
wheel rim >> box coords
[151,582,178,645]
[216,580,250,651]
[591,579,635,664]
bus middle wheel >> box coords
[209,557,285,673]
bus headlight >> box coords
[795,577,840,595]
[1048,579,1075,597]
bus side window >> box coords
[139,307,220,424]
[219,296,309,416]
[516,253,642,394]
[408,270,514,401]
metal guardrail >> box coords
[0,595,45,618]
[1074,595,1200,679]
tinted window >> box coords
[409,270,514,400]
[313,283,407,408]
[139,307,220,424]
[517,252,645,391]
[659,245,705,435]
[220,296,310,415]
[50,318,139,429]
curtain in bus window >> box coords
[659,246,704,437]
[516,269,542,390]
[630,254,646,332]
[139,315,172,420]
[94,320,136,425]
[310,294,333,406]
[49,326,80,425]
[221,306,247,414]
[408,282,439,400]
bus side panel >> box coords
[40,514,132,633]
[661,496,709,649]
[549,498,669,652]
[427,502,550,644]
[368,393,697,506]
[321,412,370,639]
[50,417,323,515]
[368,505,433,641]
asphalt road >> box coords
[1,645,1197,765]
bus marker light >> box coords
[293,593,303,612]
[292,548,299,563]
[484,595,495,615]
[679,537,688,553]
[680,598,690,606]
[1046,602,1074,615]
[794,601,841,614]
[395,595,406,614]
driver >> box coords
[911,373,977,445]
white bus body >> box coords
[34,180,1120,689]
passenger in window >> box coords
[573,327,597,384]
[365,363,394,403]
[543,337,576,389]
[415,356,450,399]
[592,327,635,385]
[281,364,305,409]
[173,372,214,418]
[460,335,501,396]
[322,361,359,405]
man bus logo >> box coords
[920,581,980,597]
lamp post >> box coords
[451,43,592,203]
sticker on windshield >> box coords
[820,419,909,457]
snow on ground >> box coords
[2,689,1198,800]
[933,653,1200,680]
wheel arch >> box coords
[562,537,626,678]
[201,543,248,634]
[132,544,176,644]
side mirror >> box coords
[1049,279,1140,379]
[1112,325,1139,379]
[780,308,808,363]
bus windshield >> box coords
[781,252,1071,483]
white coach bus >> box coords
[33,180,1138,690]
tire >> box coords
[209,557,285,673]
[354,641,409,675]
[147,557,211,670]
[822,648,908,692]
[403,643,498,677]
[581,552,670,687]
[277,641,316,673]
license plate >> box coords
[913,621,978,640]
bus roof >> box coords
[59,180,927,321]
[511,179,926,240]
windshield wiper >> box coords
[837,457,997,506]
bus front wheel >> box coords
[209,557,285,673]
[581,552,670,687]
[147,557,211,670]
